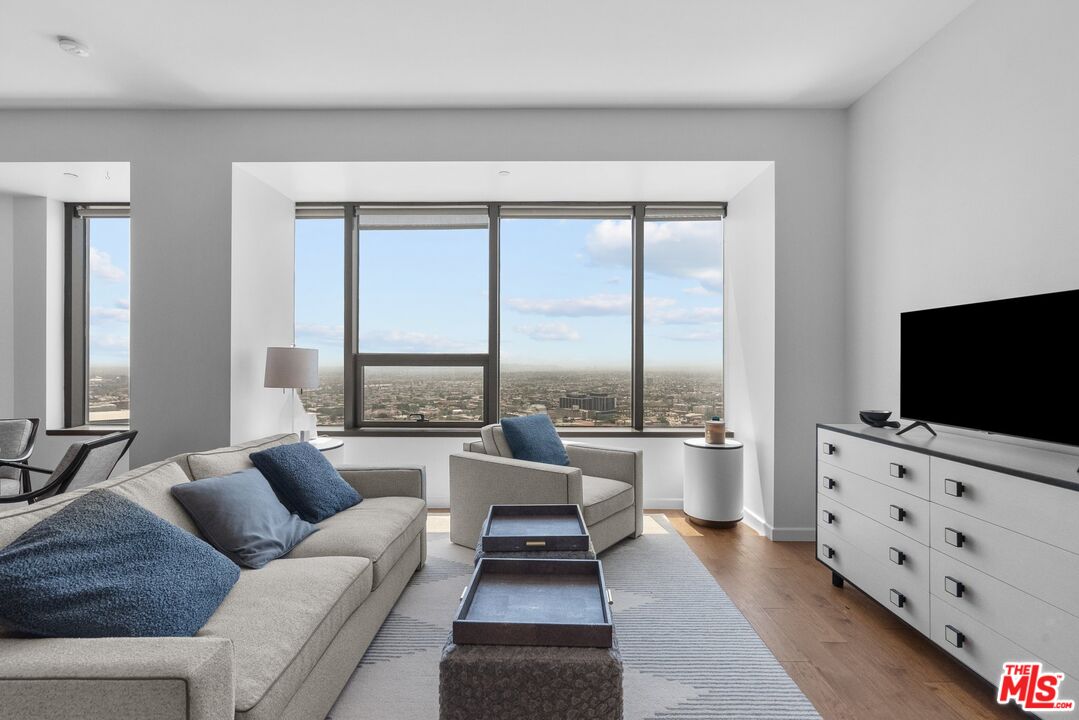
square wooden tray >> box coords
[480,504,590,553]
[453,558,614,648]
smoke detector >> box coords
[57,36,90,58]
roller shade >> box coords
[356,206,488,231]
[644,204,726,220]
[500,205,632,220]
[75,204,130,218]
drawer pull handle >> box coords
[822,476,836,490]
[460,586,468,602]
[524,540,547,547]
[889,462,906,478]
[889,547,905,565]
[945,624,965,648]
[944,576,965,598]
[889,504,906,522]
[821,510,834,524]
[944,527,965,548]
[944,478,965,497]
[889,589,906,608]
[822,442,836,456]
[822,544,835,559]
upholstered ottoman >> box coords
[439,634,623,720]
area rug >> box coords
[328,514,820,719]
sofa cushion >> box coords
[250,441,361,523]
[196,556,372,716]
[288,496,426,587]
[0,491,88,550]
[186,434,297,480]
[171,468,318,569]
[96,460,201,536]
[500,414,571,466]
[0,490,239,638]
[582,476,634,525]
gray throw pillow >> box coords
[171,468,317,569]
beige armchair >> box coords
[448,424,643,553]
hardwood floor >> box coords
[659,511,1026,720]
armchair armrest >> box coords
[335,465,426,500]
[448,452,584,548]
[564,442,644,538]
[0,636,234,720]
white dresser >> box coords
[816,424,1079,711]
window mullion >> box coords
[343,203,358,430]
[486,203,500,425]
[632,204,645,431]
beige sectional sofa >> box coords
[0,434,427,720]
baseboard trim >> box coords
[740,508,815,541]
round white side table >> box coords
[683,438,744,528]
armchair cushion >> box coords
[582,476,635,525]
[499,414,570,466]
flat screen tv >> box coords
[901,289,1079,447]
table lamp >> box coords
[264,346,319,438]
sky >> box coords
[87,217,131,369]
[296,215,723,371]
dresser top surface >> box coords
[817,423,1079,492]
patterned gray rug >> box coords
[328,515,820,719]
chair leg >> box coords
[20,468,32,494]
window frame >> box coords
[296,201,726,434]
[64,203,131,429]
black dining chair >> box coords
[0,430,137,505]
[0,418,40,497]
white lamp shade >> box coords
[264,347,319,389]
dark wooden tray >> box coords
[453,558,614,648]
[480,504,589,553]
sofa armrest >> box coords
[564,443,644,537]
[448,452,584,548]
[0,636,234,720]
[336,465,426,500]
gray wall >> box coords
[0,195,13,417]
[0,109,847,533]
[846,0,1079,450]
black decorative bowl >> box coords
[859,410,892,423]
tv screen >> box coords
[901,289,1079,447]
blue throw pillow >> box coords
[0,490,238,638]
[249,441,361,523]
[171,468,317,569]
[500,414,570,466]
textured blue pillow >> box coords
[0,490,238,638]
[171,468,317,569]
[249,441,361,523]
[500,414,570,466]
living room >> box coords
[1,1,1076,719]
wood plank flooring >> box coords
[660,511,1027,720]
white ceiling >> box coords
[238,161,772,202]
[0,0,974,110]
[0,162,130,201]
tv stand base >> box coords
[896,421,937,437]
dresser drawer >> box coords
[931,504,1079,617]
[929,595,1063,693]
[818,524,929,634]
[818,464,929,545]
[931,549,1079,678]
[818,429,929,498]
[932,458,1079,555]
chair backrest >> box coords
[34,431,138,503]
[0,418,40,482]
[478,424,514,458]
[0,418,39,460]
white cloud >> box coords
[586,219,722,294]
[89,247,126,283]
[508,294,632,317]
[296,323,345,344]
[661,329,724,342]
[646,306,723,325]
[514,323,581,342]
[91,334,129,351]
[116,298,130,309]
[90,306,130,322]
[359,329,481,353]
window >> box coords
[643,208,724,426]
[65,205,131,427]
[294,203,724,431]
[295,214,346,426]
[500,208,633,427]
